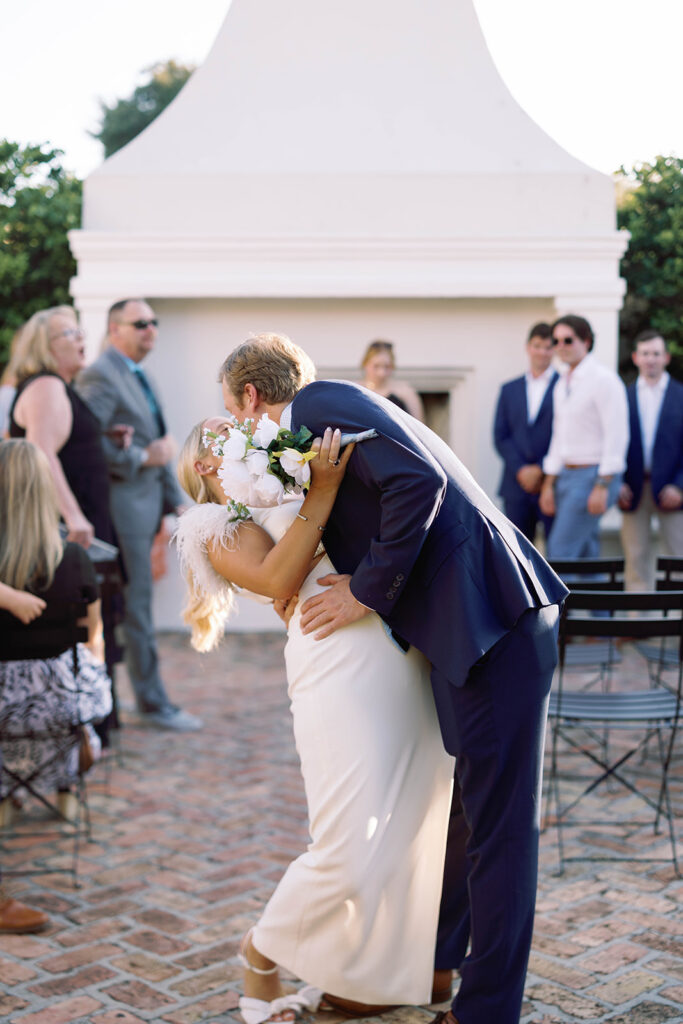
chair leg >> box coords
[550,722,565,874]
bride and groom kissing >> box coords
[174,333,568,1024]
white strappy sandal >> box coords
[238,930,322,1024]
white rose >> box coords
[296,461,311,487]
[251,472,286,506]
[252,413,281,449]
[245,449,271,477]
[221,428,249,460]
[217,458,252,503]
[279,448,306,477]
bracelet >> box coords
[296,512,325,532]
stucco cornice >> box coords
[69,231,629,302]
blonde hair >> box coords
[361,339,395,369]
[7,306,76,385]
[177,422,233,652]
[0,439,63,591]
[218,333,316,405]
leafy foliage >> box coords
[0,141,82,370]
[91,60,194,158]
[617,155,683,379]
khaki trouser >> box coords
[620,480,683,591]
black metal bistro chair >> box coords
[549,558,625,684]
[546,588,683,876]
[0,600,95,887]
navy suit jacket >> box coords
[623,377,683,509]
[493,372,558,500]
[291,381,567,698]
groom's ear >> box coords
[243,382,261,413]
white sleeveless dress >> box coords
[175,499,454,1005]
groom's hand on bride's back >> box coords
[299,574,369,640]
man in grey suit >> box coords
[78,299,202,731]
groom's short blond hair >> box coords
[219,333,316,405]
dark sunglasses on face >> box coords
[552,335,577,346]
[125,318,159,330]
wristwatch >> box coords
[139,448,149,465]
[595,476,611,488]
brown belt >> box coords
[563,463,598,470]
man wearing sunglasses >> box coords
[539,314,628,559]
[77,299,202,731]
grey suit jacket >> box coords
[76,347,184,537]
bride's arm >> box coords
[207,429,353,601]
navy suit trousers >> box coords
[503,493,553,544]
[433,605,559,1024]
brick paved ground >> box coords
[1,632,682,1024]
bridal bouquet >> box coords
[203,414,376,508]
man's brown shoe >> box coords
[0,897,49,934]
[430,1012,459,1024]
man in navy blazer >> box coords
[220,334,568,1024]
[494,323,558,542]
[618,330,683,590]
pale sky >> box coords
[2,0,681,179]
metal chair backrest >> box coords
[549,557,625,591]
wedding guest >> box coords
[0,440,111,819]
[77,299,201,732]
[618,330,683,590]
[493,323,558,542]
[360,339,424,420]
[7,306,121,741]
[7,307,114,549]
[540,315,628,558]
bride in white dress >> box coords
[174,419,454,1023]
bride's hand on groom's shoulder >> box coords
[299,574,369,640]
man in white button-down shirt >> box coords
[539,315,629,559]
[618,330,683,590]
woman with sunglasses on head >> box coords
[360,339,424,421]
[8,306,123,742]
[8,306,118,551]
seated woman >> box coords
[0,440,112,820]
[174,420,454,1023]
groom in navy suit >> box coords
[220,334,568,1024]
[493,323,559,542]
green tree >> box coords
[91,60,194,158]
[0,141,82,370]
[617,154,683,379]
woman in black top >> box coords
[359,339,424,421]
[7,307,123,738]
[8,305,115,547]
[0,440,111,803]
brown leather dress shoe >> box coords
[0,897,49,934]
[430,1012,459,1024]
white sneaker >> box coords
[138,707,203,731]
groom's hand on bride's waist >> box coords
[300,574,370,639]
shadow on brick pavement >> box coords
[1,633,681,1024]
